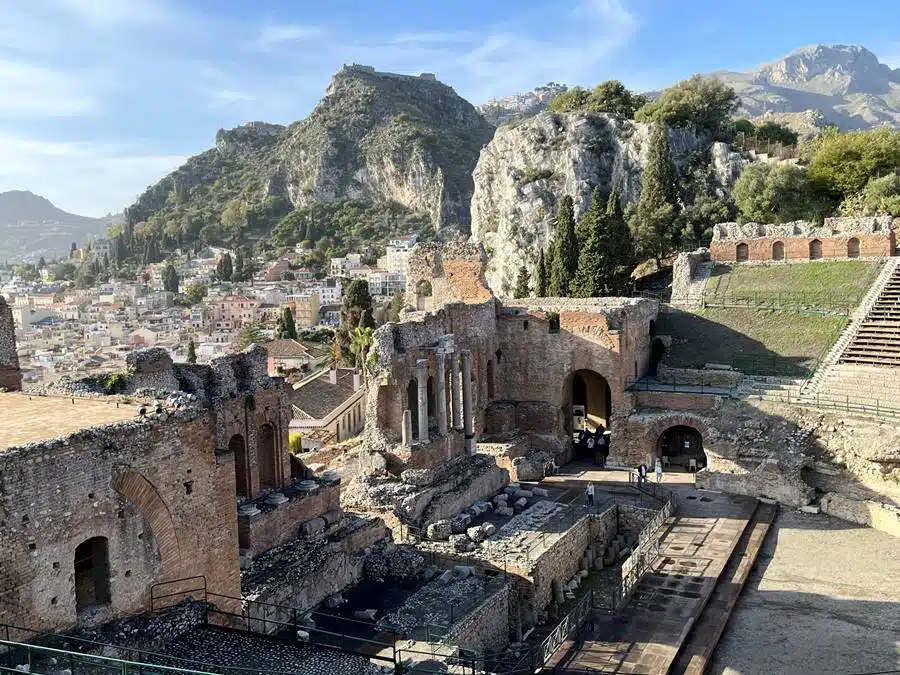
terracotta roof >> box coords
[264,339,310,359]
[298,340,331,359]
[291,369,360,420]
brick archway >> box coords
[111,468,184,581]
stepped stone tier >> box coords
[709,216,896,262]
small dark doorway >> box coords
[407,379,418,434]
[736,243,749,262]
[74,537,111,612]
[426,376,435,424]
[258,423,278,491]
[772,241,785,261]
[657,425,706,471]
[848,237,860,259]
[809,239,823,260]
[229,434,249,497]
[650,338,666,376]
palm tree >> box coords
[349,327,374,384]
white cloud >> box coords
[0,60,96,117]
[255,24,326,51]
[0,135,185,216]
[48,0,176,29]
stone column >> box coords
[435,352,448,435]
[450,351,462,431]
[460,350,474,453]
[415,359,429,443]
[401,409,413,447]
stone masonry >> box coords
[0,295,22,391]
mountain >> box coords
[477,83,568,126]
[0,191,116,263]
[124,65,496,256]
[713,45,900,131]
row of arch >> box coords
[228,425,279,498]
[735,238,860,262]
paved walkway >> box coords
[547,489,758,674]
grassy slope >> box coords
[658,307,847,376]
[704,261,880,311]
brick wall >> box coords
[633,391,719,411]
[710,233,894,262]
[445,582,511,655]
[238,483,340,556]
[0,297,22,391]
[0,413,240,633]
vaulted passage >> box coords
[74,537,111,612]
[229,434,249,497]
[571,370,611,432]
[257,423,278,491]
[657,425,706,471]
[407,379,418,433]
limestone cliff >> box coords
[469,112,745,296]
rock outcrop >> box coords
[469,112,745,296]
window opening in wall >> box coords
[74,536,111,612]
[809,239,823,260]
[183,481,194,495]
[53,562,60,570]
[548,312,560,333]
[735,242,749,262]
[523,320,529,330]
[29,543,36,551]
[847,237,860,259]
[772,240,785,260]
[229,434,249,497]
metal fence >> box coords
[751,388,900,420]
[701,289,857,316]
[626,374,738,394]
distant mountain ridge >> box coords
[0,191,116,262]
[712,44,900,130]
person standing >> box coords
[586,482,595,506]
[638,463,648,485]
[655,457,664,483]
[579,427,592,458]
[584,429,596,463]
[595,426,608,468]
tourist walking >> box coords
[578,427,592,457]
[584,429,596,462]
[638,463,648,485]
[655,457,664,483]
[595,425,608,468]
[585,482,595,506]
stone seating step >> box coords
[669,501,777,675]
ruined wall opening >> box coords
[415,280,433,311]
[74,537,111,612]
[426,375,435,425]
[809,239,823,260]
[848,237,861,259]
[735,242,749,262]
[229,434,249,498]
[407,379,418,433]
[772,240,785,261]
[257,423,278,491]
[649,338,667,376]
[657,425,706,471]
[486,360,495,399]
[570,370,611,438]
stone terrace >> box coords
[0,393,139,449]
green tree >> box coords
[276,307,298,339]
[185,283,208,305]
[549,196,578,296]
[635,75,739,132]
[629,124,680,263]
[755,121,798,146]
[572,189,614,297]
[547,87,590,113]
[186,339,197,365]
[233,248,245,282]
[535,248,548,297]
[605,188,635,293]
[349,326,375,378]
[163,263,179,294]
[732,163,824,224]
[237,323,265,350]
[337,279,374,363]
[52,261,77,281]
[221,199,248,239]
[548,81,648,118]
[390,291,404,322]
[217,253,233,281]
[38,256,46,269]
[807,127,900,199]
[839,172,900,217]
[514,265,530,298]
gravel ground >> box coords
[709,509,900,675]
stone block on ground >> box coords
[450,534,470,552]
[299,517,326,537]
[353,609,378,621]
[467,525,487,543]
[427,519,453,541]
[483,522,497,537]
[532,487,549,497]
[451,513,472,534]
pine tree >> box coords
[606,187,635,294]
[535,248,548,297]
[514,265,530,298]
[70,242,77,259]
[572,189,612,297]
[186,339,197,364]
[629,123,680,264]
[549,195,578,297]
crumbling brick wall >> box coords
[0,296,22,391]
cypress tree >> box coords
[548,195,578,297]
[535,248,548,297]
[572,189,615,297]
[186,339,197,364]
[630,123,680,264]
[606,187,635,294]
[514,265,530,299]
[281,307,298,339]
[217,253,233,281]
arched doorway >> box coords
[258,423,278,491]
[650,338,666,376]
[736,242,749,262]
[772,241,784,261]
[570,370,611,456]
[407,379,418,435]
[229,434,249,497]
[74,537,111,613]
[657,425,706,471]
[848,237,860,259]
[809,239,823,260]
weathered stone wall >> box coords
[696,466,814,506]
[671,249,710,305]
[445,582,512,655]
[406,242,493,309]
[616,505,657,536]
[0,296,22,391]
[633,391,720,411]
[712,216,896,241]
[819,493,900,538]
[0,412,241,633]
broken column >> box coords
[450,351,462,431]
[435,351,448,435]
[416,358,429,443]
[401,409,413,446]
[460,349,475,454]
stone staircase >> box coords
[678,261,713,309]
[802,257,900,397]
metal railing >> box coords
[535,589,598,667]
[751,387,900,419]
[626,374,739,394]
[701,289,857,316]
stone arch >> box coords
[657,425,706,471]
[564,369,612,438]
[772,240,785,261]
[809,239,823,260]
[847,237,860,259]
[735,242,749,262]
[229,434,249,497]
[111,468,184,581]
[74,536,111,612]
[257,423,278,491]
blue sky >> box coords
[0,0,898,217]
